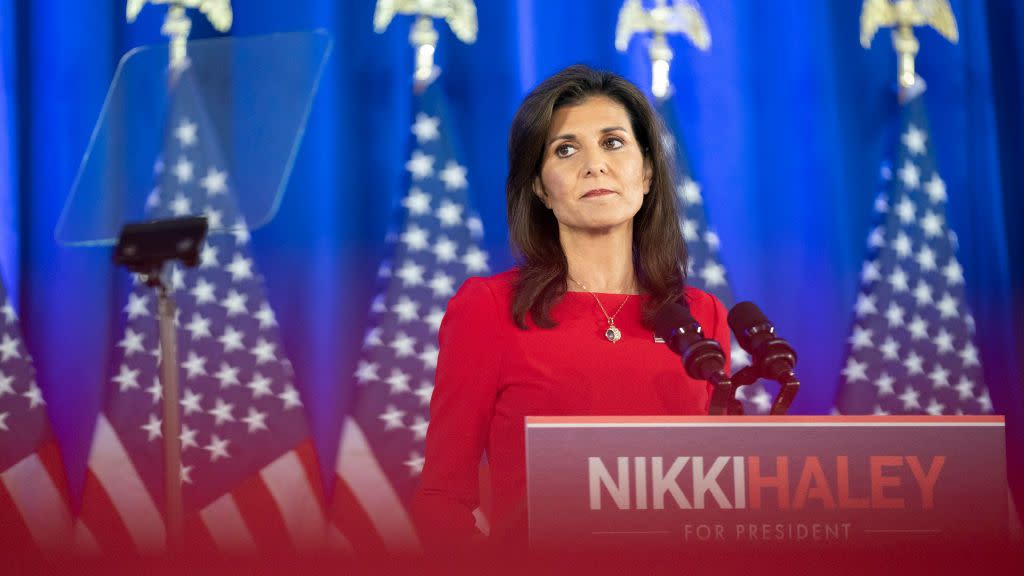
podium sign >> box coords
[525,416,1007,548]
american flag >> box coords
[0,273,74,554]
[75,70,326,555]
[332,81,489,553]
[834,92,991,416]
[656,98,769,413]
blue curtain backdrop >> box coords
[1,1,1021,508]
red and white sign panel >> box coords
[525,416,1007,549]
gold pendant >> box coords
[605,325,622,343]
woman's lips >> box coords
[582,188,615,198]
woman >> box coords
[412,65,730,550]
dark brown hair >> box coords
[507,64,688,329]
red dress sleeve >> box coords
[412,277,503,547]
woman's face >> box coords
[535,95,652,235]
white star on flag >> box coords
[410,113,440,143]
[405,150,435,180]
[173,157,195,184]
[379,405,406,431]
[901,124,927,156]
[402,188,431,216]
[439,161,468,191]
[124,293,150,320]
[142,414,162,441]
[175,118,198,147]
[898,160,920,189]
[924,174,946,204]
[2,302,18,323]
[678,178,702,204]
[875,373,896,396]
[113,364,141,392]
[200,167,228,196]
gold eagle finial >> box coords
[126,1,233,71]
[615,0,710,99]
[860,0,958,94]
[374,0,478,88]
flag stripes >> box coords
[335,417,420,553]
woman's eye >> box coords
[555,143,577,158]
[604,137,624,150]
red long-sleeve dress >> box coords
[412,270,730,549]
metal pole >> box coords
[157,280,184,553]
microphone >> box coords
[727,301,800,415]
[654,302,732,415]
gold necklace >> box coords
[569,276,632,343]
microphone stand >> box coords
[769,372,800,416]
[724,303,802,416]
[720,356,798,414]
[707,372,734,416]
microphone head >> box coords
[655,302,728,380]
[728,301,774,351]
[654,302,702,348]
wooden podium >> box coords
[525,416,1008,549]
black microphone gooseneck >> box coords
[727,301,800,415]
[654,302,732,415]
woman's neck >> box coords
[560,224,639,294]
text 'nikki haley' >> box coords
[588,455,945,511]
